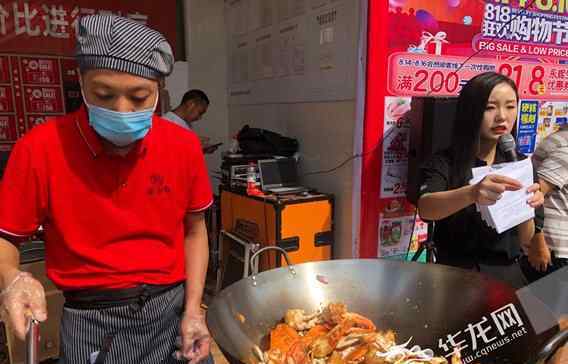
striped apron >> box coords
[58,283,214,364]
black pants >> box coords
[519,251,568,284]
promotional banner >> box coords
[381,96,411,199]
[0,1,177,56]
[0,54,80,149]
[387,0,568,99]
[360,1,568,258]
[0,0,177,150]
[517,99,568,154]
[378,212,427,258]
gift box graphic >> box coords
[408,31,449,55]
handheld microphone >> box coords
[498,133,519,162]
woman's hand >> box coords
[526,183,544,208]
[471,174,522,205]
[471,176,544,207]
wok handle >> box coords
[250,246,296,277]
[26,318,39,364]
[533,329,568,364]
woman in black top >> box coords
[418,72,544,288]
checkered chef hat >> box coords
[75,14,174,80]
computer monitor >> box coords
[258,158,299,189]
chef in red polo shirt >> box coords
[0,15,213,364]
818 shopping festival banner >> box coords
[368,0,568,258]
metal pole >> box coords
[25,319,39,364]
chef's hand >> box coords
[0,270,47,340]
[176,311,211,364]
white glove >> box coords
[174,311,212,364]
[0,271,47,340]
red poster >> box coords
[23,85,64,113]
[0,56,10,83]
[0,115,17,142]
[62,84,81,112]
[0,1,178,58]
[26,115,47,130]
[0,54,77,146]
[20,57,61,85]
[60,58,78,83]
[385,1,568,100]
[0,1,178,150]
[388,53,568,98]
[0,86,14,112]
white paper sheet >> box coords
[469,159,535,233]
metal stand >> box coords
[205,196,222,296]
[411,221,437,263]
[217,229,261,293]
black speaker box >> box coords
[407,97,458,205]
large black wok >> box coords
[207,253,563,364]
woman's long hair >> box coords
[448,72,518,188]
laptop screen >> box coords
[259,158,299,189]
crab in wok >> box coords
[252,303,467,364]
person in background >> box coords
[164,90,219,154]
[520,124,568,282]
[417,72,544,289]
[497,105,568,363]
[0,15,213,364]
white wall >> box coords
[229,101,356,258]
[167,0,230,191]
[180,0,363,259]
[165,61,190,109]
[226,0,363,258]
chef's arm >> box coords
[0,237,21,291]
[183,212,209,315]
[0,235,47,340]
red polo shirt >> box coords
[0,107,213,290]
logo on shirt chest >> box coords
[147,174,171,196]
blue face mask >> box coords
[84,95,158,147]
